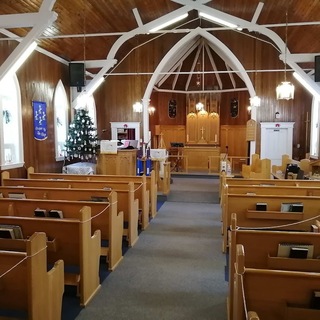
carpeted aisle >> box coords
[75,176,228,320]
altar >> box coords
[183,146,220,172]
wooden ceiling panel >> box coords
[0,0,319,93]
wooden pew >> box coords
[221,184,320,214]
[27,166,157,224]
[222,193,320,253]
[0,206,101,306]
[0,232,64,320]
[228,213,320,320]
[220,172,320,201]
[1,175,137,247]
[233,244,320,320]
[241,154,272,179]
[0,194,123,270]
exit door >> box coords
[260,122,294,166]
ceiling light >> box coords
[133,101,143,113]
[199,12,242,30]
[250,96,261,107]
[276,81,295,100]
[148,106,156,115]
[149,13,189,32]
[276,8,294,100]
[196,102,203,111]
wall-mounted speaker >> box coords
[315,56,320,82]
[69,63,85,87]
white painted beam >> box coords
[204,43,223,89]
[132,8,143,27]
[0,13,41,28]
[284,53,320,63]
[0,11,57,82]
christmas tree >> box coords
[64,108,99,161]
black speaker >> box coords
[69,63,85,87]
[315,56,320,82]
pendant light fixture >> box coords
[276,7,294,100]
[250,32,261,107]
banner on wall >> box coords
[32,101,47,140]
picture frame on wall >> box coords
[168,99,177,118]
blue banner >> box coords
[32,101,47,140]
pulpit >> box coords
[97,149,137,175]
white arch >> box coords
[142,27,255,144]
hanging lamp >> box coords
[276,8,294,100]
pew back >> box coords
[0,232,64,320]
[27,166,157,219]
[1,177,138,247]
[233,244,320,320]
[0,207,101,306]
[228,213,320,320]
[0,194,123,270]
[222,193,320,252]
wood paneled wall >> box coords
[0,29,313,178]
[94,31,312,160]
[0,40,69,178]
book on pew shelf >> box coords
[280,202,304,212]
[310,291,320,309]
[277,243,314,259]
[8,192,26,199]
[0,225,23,239]
[289,247,309,259]
[34,208,47,217]
[0,228,15,239]
[256,202,267,211]
[91,196,109,202]
[48,210,63,218]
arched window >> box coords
[86,94,97,128]
[0,74,24,170]
[310,97,320,159]
[54,80,69,161]
[73,93,97,130]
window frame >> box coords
[310,97,320,159]
[0,74,24,170]
[53,80,69,162]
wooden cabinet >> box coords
[97,150,137,175]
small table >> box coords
[63,162,96,175]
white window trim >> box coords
[54,80,69,162]
[0,74,24,170]
[310,97,320,159]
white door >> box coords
[260,122,294,166]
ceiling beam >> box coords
[0,13,42,28]
[0,10,57,82]
[204,43,223,90]
[132,8,143,27]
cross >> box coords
[200,127,205,139]
[305,111,310,149]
